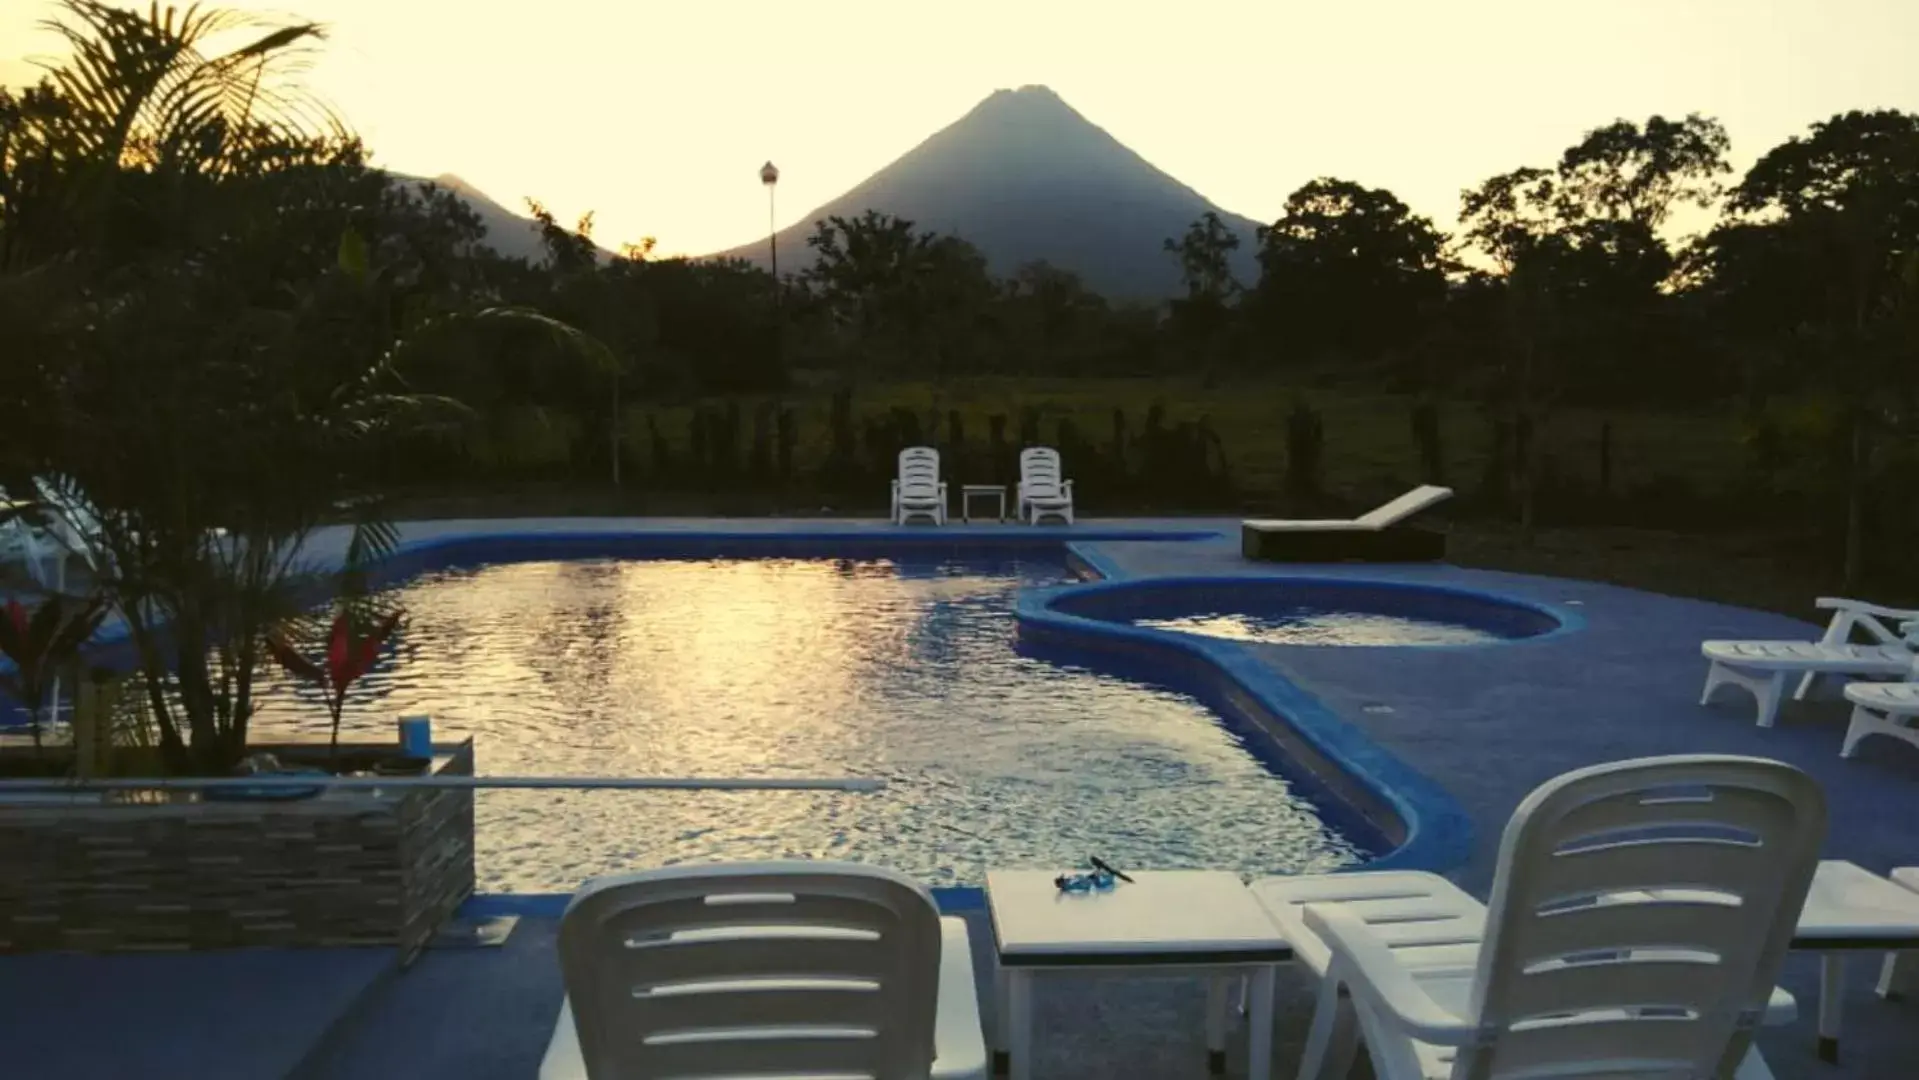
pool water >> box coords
[248,556,1368,891]
[1139,609,1501,646]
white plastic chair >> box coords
[891,447,948,526]
[540,860,987,1080]
[1251,755,1825,1080]
[1016,447,1075,525]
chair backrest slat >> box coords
[1454,755,1825,1080]
[559,861,944,1079]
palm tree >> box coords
[5,1,335,269]
[38,0,333,168]
[3,1,617,775]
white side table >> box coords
[986,869,1289,1080]
[959,484,1006,524]
[1788,859,1919,1063]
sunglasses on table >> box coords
[1054,856,1135,893]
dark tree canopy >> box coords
[1253,178,1448,362]
[1554,113,1731,227]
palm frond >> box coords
[384,305,621,376]
[34,0,334,173]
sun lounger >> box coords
[1701,637,1915,728]
[1794,598,1919,699]
[1242,485,1452,563]
[1841,680,1919,758]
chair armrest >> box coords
[1815,597,1919,620]
[1303,904,1477,1047]
[932,917,988,1079]
[1812,598,1919,646]
[891,480,901,492]
[539,997,586,1079]
[1062,480,1074,494]
[1816,597,1919,633]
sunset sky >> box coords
[4,0,1917,258]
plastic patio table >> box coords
[1786,859,1919,1063]
[985,869,1289,1080]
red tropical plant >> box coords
[265,607,403,762]
[0,593,110,758]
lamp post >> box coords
[761,161,783,385]
[760,161,780,281]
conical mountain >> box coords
[712,86,1262,299]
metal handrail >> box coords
[0,775,886,793]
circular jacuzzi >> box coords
[1048,577,1567,647]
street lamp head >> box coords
[760,161,779,186]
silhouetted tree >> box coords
[1163,212,1242,375]
[1254,178,1448,365]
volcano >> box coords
[709,85,1264,300]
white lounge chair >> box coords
[1841,675,1919,759]
[891,447,948,526]
[1242,485,1452,562]
[1700,601,1919,728]
[1244,484,1452,534]
[1250,754,1824,1080]
[1016,447,1074,525]
[1794,598,1919,699]
[540,860,988,1080]
[0,496,83,592]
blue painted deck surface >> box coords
[0,945,392,1079]
[7,517,1918,1078]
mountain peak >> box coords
[965,84,1086,129]
[713,86,1259,298]
[988,84,1065,103]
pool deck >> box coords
[6,516,1917,1079]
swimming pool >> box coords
[247,554,1370,892]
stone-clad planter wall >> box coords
[0,740,475,960]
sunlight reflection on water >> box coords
[247,556,1367,891]
[1138,611,1499,646]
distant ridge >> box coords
[709,85,1262,299]
[391,172,616,265]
